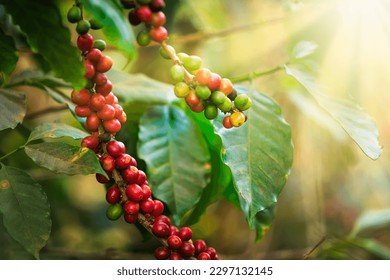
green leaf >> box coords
[1,0,85,89]
[291,41,318,59]
[138,105,211,224]
[27,123,88,143]
[0,27,18,77]
[214,85,293,238]
[285,65,382,160]
[350,209,390,238]
[8,70,71,89]
[81,0,136,59]
[0,88,26,131]
[25,142,105,176]
[0,164,51,259]
[352,238,390,259]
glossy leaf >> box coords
[214,85,293,238]
[0,28,18,77]
[285,65,382,160]
[25,142,105,176]
[0,164,51,259]
[0,88,26,131]
[81,0,135,58]
[1,0,85,89]
[138,105,211,224]
[27,123,88,143]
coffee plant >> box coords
[0,0,382,260]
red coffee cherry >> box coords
[71,89,91,105]
[152,222,170,238]
[98,104,116,121]
[136,170,146,185]
[81,135,99,150]
[96,173,110,184]
[137,6,152,22]
[154,247,170,260]
[95,80,113,95]
[169,252,182,260]
[125,184,143,202]
[149,0,166,12]
[101,155,115,172]
[208,73,222,90]
[205,247,217,259]
[170,225,179,236]
[84,60,95,80]
[77,34,94,52]
[89,93,106,111]
[106,140,126,157]
[122,166,139,183]
[141,184,152,199]
[223,116,233,129]
[154,215,170,226]
[179,242,195,258]
[95,55,113,73]
[128,9,141,26]
[178,227,192,241]
[150,26,168,43]
[150,11,166,27]
[93,72,108,86]
[106,185,121,204]
[86,48,102,64]
[193,239,207,255]
[167,235,182,250]
[115,153,133,169]
[198,252,211,260]
[123,200,140,215]
[124,212,138,224]
[140,198,154,213]
[152,200,164,217]
[105,92,118,105]
[85,113,100,132]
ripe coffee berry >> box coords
[85,113,100,132]
[77,34,94,52]
[96,173,110,184]
[104,118,121,134]
[169,252,182,260]
[154,215,171,226]
[81,135,99,150]
[106,185,121,204]
[140,198,154,213]
[90,93,106,111]
[94,73,108,86]
[205,247,217,259]
[198,252,211,260]
[125,184,144,202]
[178,227,192,241]
[193,239,207,255]
[95,80,113,95]
[115,153,132,169]
[128,9,141,26]
[123,201,140,214]
[170,225,179,236]
[150,0,166,12]
[71,89,91,105]
[141,185,152,199]
[154,247,170,260]
[152,200,164,217]
[98,104,116,120]
[219,78,233,95]
[95,55,113,73]
[167,235,182,250]
[152,222,170,238]
[208,73,222,90]
[84,60,95,79]
[179,242,195,258]
[150,11,166,27]
[136,170,147,185]
[106,140,126,157]
[101,155,115,172]
[222,116,233,129]
[122,166,139,183]
[137,6,152,22]
[124,212,138,224]
[105,92,118,105]
[150,26,168,43]
[196,68,212,85]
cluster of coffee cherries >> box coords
[68,3,218,260]
[121,0,168,45]
[164,47,252,128]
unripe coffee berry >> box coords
[230,111,246,127]
[76,19,91,35]
[106,203,123,221]
[137,29,152,46]
[67,5,81,23]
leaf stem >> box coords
[0,145,25,162]
[230,64,286,83]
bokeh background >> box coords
[1,0,390,259]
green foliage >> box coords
[1,0,85,90]
[0,28,18,78]
[27,123,88,143]
[0,163,51,259]
[80,0,135,59]
[138,105,211,224]
[0,88,26,131]
[214,86,294,238]
[285,65,382,160]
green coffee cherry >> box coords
[183,55,202,71]
[106,204,123,221]
[67,5,82,23]
[170,65,185,83]
[195,85,211,100]
[204,104,218,120]
[218,97,233,113]
[137,30,152,46]
[93,39,107,51]
[234,94,252,111]
[174,82,190,98]
[210,90,226,105]
[177,52,189,62]
[160,45,175,59]
[76,19,91,35]
[90,18,104,30]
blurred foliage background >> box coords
[1,0,390,259]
